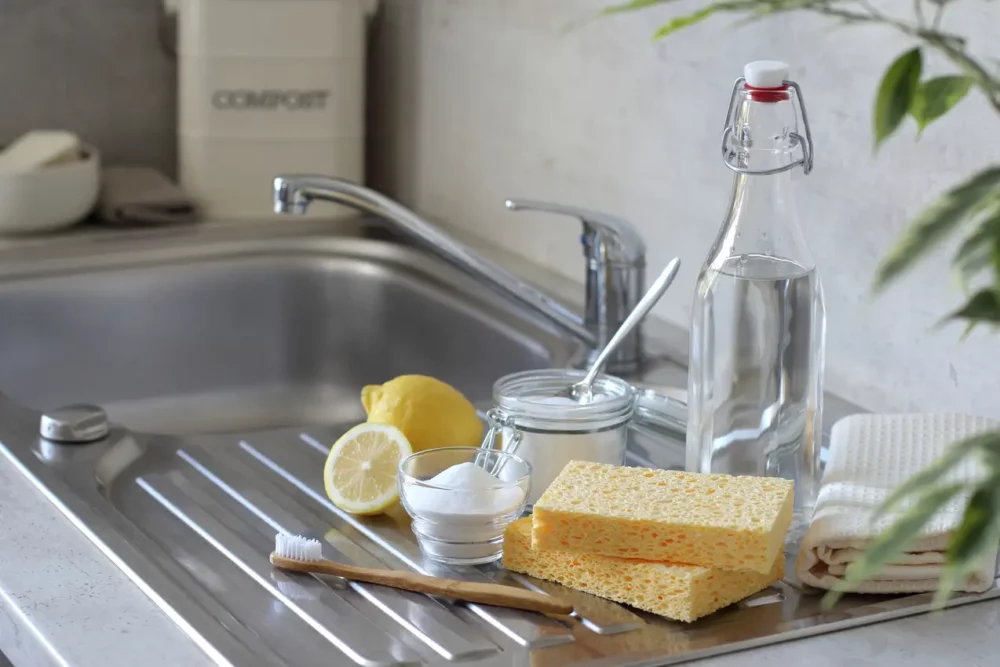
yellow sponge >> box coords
[532,461,793,573]
[504,519,782,622]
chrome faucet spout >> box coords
[272,177,310,214]
[272,174,597,347]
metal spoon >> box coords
[567,257,681,404]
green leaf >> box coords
[601,0,673,15]
[730,0,851,28]
[946,484,1000,567]
[955,245,995,289]
[911,76,973,134]
[974,435,1000,479]
[652,3,732,39]
[934,479,1000,608]
[993,232,1000,291]
[874,48,923,148]
[871,431,999,523]
[823,482,967,609]
[602,0,754,38]
[953,204,1000,287]
[874,167,1000,289]
[954,207,1000,266]
[943,290,1000,333]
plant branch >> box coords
[856,0,888,21]
[760,2,1000,115]
[848,1,1000,114]
[917,30,1000,115]
[914,0,927,27]
[932,1,946,29]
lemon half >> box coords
[324,423,413,515]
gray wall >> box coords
[367,0,1000,418]
[0,0,175,174]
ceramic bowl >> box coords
[0,144,100,235]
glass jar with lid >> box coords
[491,369,635,506]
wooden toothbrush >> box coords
[271,533,573,616]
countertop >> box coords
[0,220,998,666]
[0,461,214,667]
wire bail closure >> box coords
[720,77,815,176]
[474,408,521,475]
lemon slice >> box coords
[324,423,413,515]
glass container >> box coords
[492,369,635,506]
[686,61,826,538]
[398,447,530,565]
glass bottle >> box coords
[686,61,825,537]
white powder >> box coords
[534,397,580,407]
[406,462,525,562]
[407,462,523,516]
[501,394,628,506]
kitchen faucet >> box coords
[273,175,648,373]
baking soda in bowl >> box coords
[399,451,531,565]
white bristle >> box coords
[274,533,323,561]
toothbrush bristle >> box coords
[275,533,323,561]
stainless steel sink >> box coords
[1,222,992,667]
[0,232,580,435]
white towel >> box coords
[796,413,999,594]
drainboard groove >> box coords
[297,432,331,455]
[161,459,469,664]
[176,444,498,661]
[239,430,577,651]
[138,472,423,667]
[507,574,645,636]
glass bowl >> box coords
[398,447,531,565]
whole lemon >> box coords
[361,375,483,452]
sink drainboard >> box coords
[2,396,999,667]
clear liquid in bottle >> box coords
[686,61,825,538]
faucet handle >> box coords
[504,197,647,372]
[504,199,646,267]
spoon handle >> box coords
[582,257,681,387]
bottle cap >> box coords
[744,61,789,88]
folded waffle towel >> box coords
[99,166,197,225]
[796,413,999,594]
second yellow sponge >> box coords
[531,461,794,573]
[504,519,783,622]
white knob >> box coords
[744,60,789,88]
